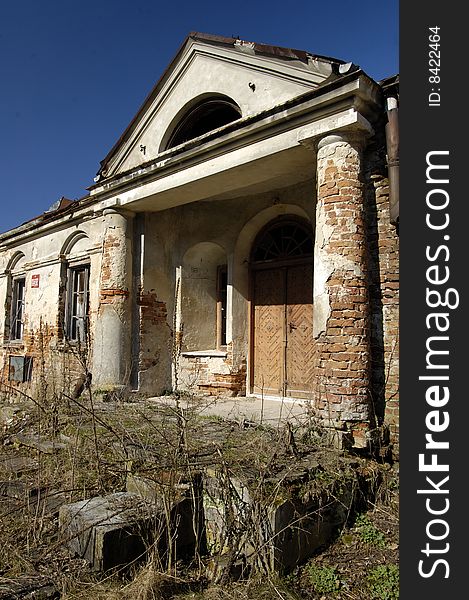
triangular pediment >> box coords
[96,33,343,180]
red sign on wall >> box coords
[31,274,40,288]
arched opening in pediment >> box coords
[163,95,241,150]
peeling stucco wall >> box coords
[0,217,104,397]
[138,181,315,396]
[0,146,398,453]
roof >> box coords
[0,197,78,238]
[379,74,399,94]
[186,32,345,65]
[97,32,346,178]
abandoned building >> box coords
[0,33,399,450]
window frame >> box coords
[9,276,26,342]
[164,96,241,150]
[8,355,33,382]
[64,263,90,344]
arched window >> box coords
[4,252,27,343]
[165,96,241,150]
[251,219,314,265]
[59,232,91,344]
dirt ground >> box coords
[0,391,398,599]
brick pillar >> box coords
[313,133,371,448]
[92,208,134,390]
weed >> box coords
[354,513,386,547]
[367,564,399,600]
[0,357,398,599]
[306,563,340,595]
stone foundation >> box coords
[178,348,246,396]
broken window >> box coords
[65,265,90,343]
[10,277,26,341]
[8,355,33,382]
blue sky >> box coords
[0,1,398,234]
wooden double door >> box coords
[251,261,314,399]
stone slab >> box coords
[150,395,310,427]
[0,480,67,517]
[126,473,200,558]
[59,492,160,572]
[0,455,38,474]
[13,434,68,454]
[201,463,361,574]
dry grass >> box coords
[0,386,398,600]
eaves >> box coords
[90,70,382,202]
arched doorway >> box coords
[250,218,314,399]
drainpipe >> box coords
[385,95,399,225]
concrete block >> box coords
[267,484,354,574]
[202,464,358,575]
[59,492,159,572]
[126,473,202,558]
[0,480,31,499]
[202,469,251,555]
[13,434,68,454]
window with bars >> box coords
[65,265,90,343]
[10,277,25,341]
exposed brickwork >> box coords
[364,151,399,454]
[138,289,168,324]
[100,289,130,303]
[312,135,371,448]
[91,209,135,389]
[138,287,169,378]
[98,226,130,328]
[179,344,247,397]
[99,233,124,289]
[99,226,129,302]
[98,212,132,303]
[1,320,88,403]
[196,370,247,396]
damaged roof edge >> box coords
[379,73,399,90]
[189,31,346,65]
[0,194,93,244]
[97,32,348,178]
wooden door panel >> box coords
[285,264,314,398]
[252,269,285,395]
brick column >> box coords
[92,208,134,390]
[313,133,371,448]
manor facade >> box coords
[0,33,399,450]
